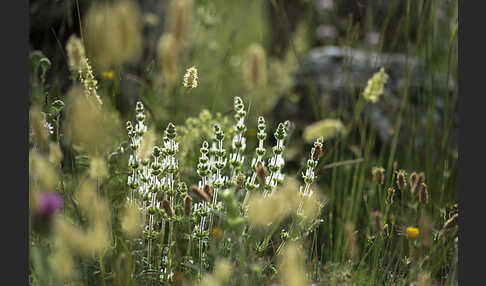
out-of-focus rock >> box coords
[272,46,456,148]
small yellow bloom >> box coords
[246,128,257,138]
[211,227,223,242]
[406,227,420,240]
[102,71,114,80]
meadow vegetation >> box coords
[29,0,458,285]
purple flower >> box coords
[35,192,64,219]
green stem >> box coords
[99,251,107,286]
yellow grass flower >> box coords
[102,71,114,80]
[211,227,223,242]
[406,227,420,240]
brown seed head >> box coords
[371,167,385,185]
[443,213,458,230]
[184,195,193,216]
[191,185,209,202]
[445,203,459,216]
[396,170,407,191]
[312,143,323,161]
[371,211,384,233]
[418,183,428,204]
[161,200,173,217]
[203,184,213,200]
[411,172,425,195]
[256,161,267,186]
[409,171,418,192]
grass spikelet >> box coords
[48,142,63,165]
[157,33,179,85]
[65,35,86,73]
[279,242,309,286]
[77,179,111,224]
[136,129,156,161]
[168,0,193,45]
[199,259,233,286]
[244,43,267,90]
[184,194,193,216]
[191,185,210,202]
[302,119,345,143]
[49,248,75,282]
[89,156,108,179]
[29,105,50,146]
[64,87,121,154]
[371,167,385,185]
[29,151,58,191]
[183,66,198,89]
[396,170,407,191]
[247,192,283,227]
[410,171,425,196]
[162,199,174,217]
[213,259,233,282]
[416,271,432,286]
[363,67,388,103]
[344,222,359,262]
[203,184,213,201]
[112,0,143,64]
[371,211,384,233]
[278,177,301,211]
[84,0,142,71]
[301,192,323,221]
[443,213,458,230]
[121,202,143,239]
[419,183,429,204]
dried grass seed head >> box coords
[279,243,309,286]
[65,35,86,73]
[84,0,142,71]
[411,171,425,195]
[64,87,122,154]
[371,167,385,185]
[168,0,193,45]
[89,156,108,179]
[396,170,407,191]
[303,119,345,143]
[162,199,174,217]
[191,185,210,202]
[29,105,50,146]
[157,33,179,85]
[418,182,429,204]
[184,194,193,216]
[244,43,267,90]
[121,202,143,238]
